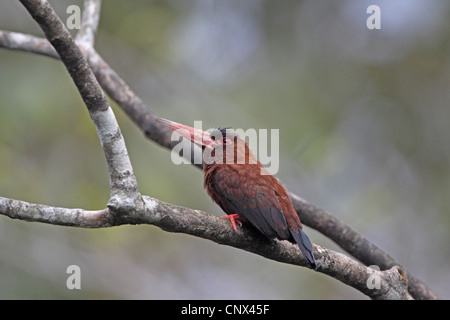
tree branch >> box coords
[18,0,140,215]
[0,0,436,299]
[0,196,113,227]
[0,195,412,300]
[0,30,58,58]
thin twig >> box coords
[75,0,102,47]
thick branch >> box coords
[0,195,412,300]
[0,197,113,227]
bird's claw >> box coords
[221,214,242,231]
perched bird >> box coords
[157,118,317,269]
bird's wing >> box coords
[211,166,317,268]
[212,167,292,240]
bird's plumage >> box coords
[205,164,291,239]
[203,131,316,268]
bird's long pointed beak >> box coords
[156,117,216,150]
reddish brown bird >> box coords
[157,118,316,268]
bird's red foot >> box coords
[221,214,242,231]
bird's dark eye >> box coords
[215,136,232,145]
[222,137,232,145]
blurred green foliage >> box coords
[0,0,449,299]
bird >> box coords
[157,117,317,269]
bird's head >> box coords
[157,118,258,167]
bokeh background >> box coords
[1,0,449,299]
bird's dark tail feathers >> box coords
[289,227,317,270]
